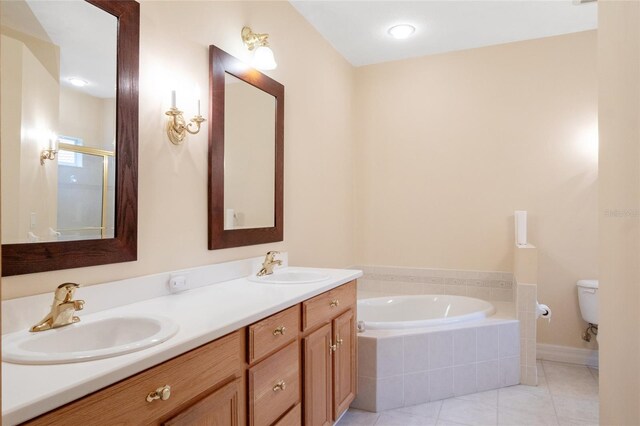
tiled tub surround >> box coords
[351,316,520,412]
[513,243,540,386]
[355,266,514,302]
[517,282,538,385]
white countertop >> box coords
[2,266,362,425]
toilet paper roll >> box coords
[536,302,551,322]
[515,210,527,246]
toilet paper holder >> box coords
[536,302,552,322]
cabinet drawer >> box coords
[249,341,300,426]
[25,330,244,426]
[302,281,356,331]
[249,305,300,364]
[275,403,301,426]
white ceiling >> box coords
[290,1,598,67]
[1,0,117,98]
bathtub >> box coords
[352,294,520,412]
[358,294,496,329]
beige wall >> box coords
[1,33,59,245]
[355,31,598,349]
[1,5,601,361]
[59,87,115,151]
[1,1,356,298]
[598,1,640,424]
[1,35,23,243]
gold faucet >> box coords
[257,251,282,276]
[30,283,85,332]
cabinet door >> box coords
[332,308,356,420]
[302,323,332,426]
[163,378,241,426]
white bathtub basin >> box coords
[247,268,329,284]
[2,315,179,365]
[358,295,496,329]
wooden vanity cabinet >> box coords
[301,281,357,425]
[24,330,246,426]
[22,281,357,426]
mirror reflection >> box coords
[223,73,276,230]
[1,0,117,244]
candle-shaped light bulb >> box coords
[48,131,58,151]
[197,99,201,116]
[171,90,176,109]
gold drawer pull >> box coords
[329,343,337,352]
[273,325,286,336]
[273,380,287,392]
[146,385,171,403]
[329,299,340,308]
[336,335,344,346]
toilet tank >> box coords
[577,279,599,325]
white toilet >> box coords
[577,279,599,342]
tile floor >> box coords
[339,360,599,426]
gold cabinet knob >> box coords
[329,343,337,352]
[273,380,286,392]
[273,325,286,336]
[336,335,344,346]
[146,385,171,403]
[329,299,340,308]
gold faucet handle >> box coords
[55,282,80,302]
[265,251,280,263]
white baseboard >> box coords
[537,343,599,368]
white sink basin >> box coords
[247,268,329,284]
[2,315,179,365]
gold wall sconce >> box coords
[40,133,59,165]
[165,90,206,145]
[241,26,277,70]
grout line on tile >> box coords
[495,380,500,425]
[540,361,562,422]
[434,397,444,424]
[588,365,599,382]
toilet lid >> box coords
[577,279,599,289]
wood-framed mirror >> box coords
[208,46,284,249]
[1,0,139,276]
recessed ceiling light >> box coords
[388,24,416,40]
[68,77,88,87]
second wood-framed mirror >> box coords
[208,45,284,249]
